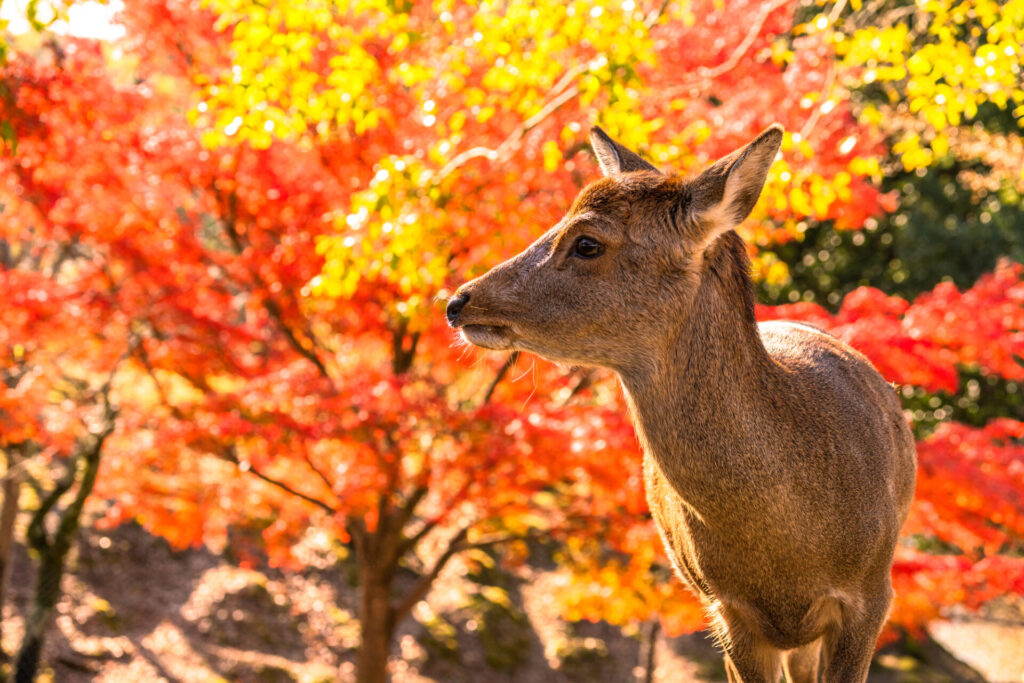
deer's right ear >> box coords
[687,124,784,249]
[590,127,660,176]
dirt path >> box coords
[3,523,1017,682]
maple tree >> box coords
[4,9,621,681]
[173,0,892,673]
[0,36,145,676]
[0,0,1022,680]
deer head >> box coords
[446,124,783,373]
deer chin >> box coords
[460,324,516,350]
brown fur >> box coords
[447,125,917,682]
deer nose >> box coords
[446,292,470,326]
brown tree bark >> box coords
[14,438,104,682]
[14,392,115,683]
[355,568,397,683]
[0,448,22,661]
[635,619,660,683]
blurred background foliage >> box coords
[1,0,1024,681]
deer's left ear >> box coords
[590,126,660,176]
[688,124,784,248]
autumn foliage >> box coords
[1,0,1023,679]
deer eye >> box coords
[572,235,604,259]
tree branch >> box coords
[394,485,430,534]
[263,295,332,379]
[217,187,332,381]
[394,477,474,560]
[392,525,471,621]
[391,318,420,375]
[301,449,337,499]
[221,447,336,515]
[25,455,78,553]
[395,516,440,563]
[798,60,837,142]
[704,0,789,80]
[663,0,791,96]
[432,0,672,184]
[795,0,850,142]
[559,368,596,408]
[462,528,549,552]
[247,463,337,515]
[433,55,606,183]
[482,351,520,405]
[136,333,338,514]
[392,526,550,622]
[26,359,121,554]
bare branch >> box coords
[395,485,430,533]
[559,369,596,408]
[302,449,337,498]
[392,526,549,622]
[482,351,520,405]
[216,187,332,381]
[392,525,471,621]
[395,477,474,560]
[798,60,838,142]
[433,55,606,183]
[220,446,336,515]
[663,0,790,97]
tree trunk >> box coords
[0,450,22,660]
[13,538,65,683]
[14,441,103,683]
[635,619,660,683]
[356,570,396,683]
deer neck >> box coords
[616,235,774,510]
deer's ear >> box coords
[688,124,784,247]
[590,126,660,176]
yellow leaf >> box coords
[790,187,813,215]
[476,106,495,123]
[542,140,562,173]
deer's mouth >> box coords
[460,324,515,350]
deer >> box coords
[445,123,917,682]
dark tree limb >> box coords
[0,445,25,660]
[394,477,474,560]
[301,449,337,499]
[482,351,520,405]
[391,318,421,375]
[216,187,332,381]
[14,375,118,683]
[220,446,336,515]
[392,525,472,622]
[394,485,429,536]
[392,526,549,622]
[635,619,660,683]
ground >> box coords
[2,523,1020,682]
